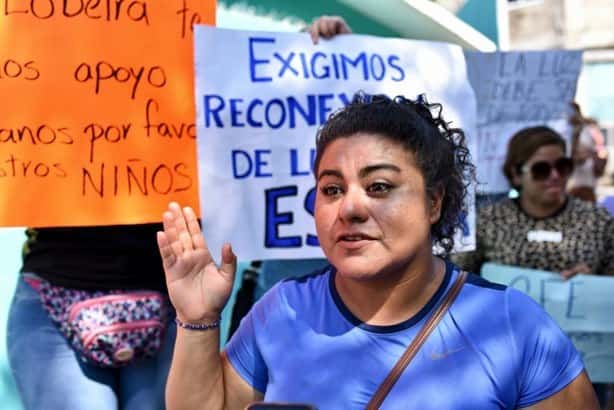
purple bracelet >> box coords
[175,317,221,331]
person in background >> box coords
[567,102,608,202]
[6,15,349,410]
[8,225,175,410]
[158,94,597,409]
[452,125,614,408]
[452,125,614,278]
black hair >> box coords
[314,92,474,254]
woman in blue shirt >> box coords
[157,93,598,409]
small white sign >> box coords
[527,230,563,242]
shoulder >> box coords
[566,197,614,225]
[567,196,609,217]
[502,287,584,406]
[452,265,558,336]
[466,276,556,328]
[454,264,574,348]
[452,265,583,403]
[463,270,507,291]
[231,265,333,342]
[277,264,332,294]
[449,265,508,321]
[254,265,332,315]
[501,285,581,370]
[454,269,534,323]
[456,265,507,299]
[567,196,594,211]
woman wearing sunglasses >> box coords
[454,125,614,279]
[454,125,614,407]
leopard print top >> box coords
[452,197,614,275]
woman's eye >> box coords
[367,182,392,194]
[320,185,343,196]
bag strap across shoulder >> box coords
[366,269,469,410]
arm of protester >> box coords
[521,371,599,410]
[157,203,261,410]
[508,289,599,410]
[572,144,593,163]
[306,15,351,44]
[590,124,608,177]
[560,262,591,280]
[593,150,608,177]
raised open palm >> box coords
[156,202,237,323]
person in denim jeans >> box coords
[8,274,176,410]
[6,223,174,410]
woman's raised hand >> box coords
[156,202,237,324]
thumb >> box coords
[220,243,237,279]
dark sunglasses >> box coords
[519,157,574,181]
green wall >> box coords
[457,0,500,46]
[219,0,401,36]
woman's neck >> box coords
[334,254,446,326]
[519,195,566,219]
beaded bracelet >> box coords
[175,317,221,331]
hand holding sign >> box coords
[306,15,352,44]
[157,202,237,324]
[561,262,591,280]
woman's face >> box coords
[513,144,569,208]
[314,133,442,281]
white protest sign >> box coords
[195,27,477,260]
[464,51,583,193]
[482,263,614,383]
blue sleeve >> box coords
[224,284,281,393]
[506,288,585,407]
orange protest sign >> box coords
[0,0,215,227]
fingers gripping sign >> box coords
[157,202,237,325]
[560,262,591,280]
[307,15,352,44]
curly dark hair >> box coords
[314,92,474,254]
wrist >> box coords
[175,310,222,323]
[175,316,221,331]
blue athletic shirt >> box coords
[225,261,584,409]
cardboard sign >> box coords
[194,27,477,261]
[482,263,614,383]
[464,51,583,193]
[0,0,215,226]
